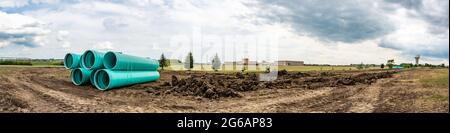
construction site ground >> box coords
[0,67,448,113]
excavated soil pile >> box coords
[166,71,394,99]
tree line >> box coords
[159,52,221,71]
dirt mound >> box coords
[300,71,394,89]
[167,72,293,99]
[337,72,393,85]
[276,70,311,78]
[169,75,242,99]
[166,71,393,99]
[0,91,28,112]
[278,69,288,76]
[319,72,336,76]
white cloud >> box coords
[128,0,165,7]
[102,17,128,31]
[0,11,50,48]
[0,0,60,8]
[93,41,114,50]
[71,1,147,18]
[0,0,447,65]
[56,30,69,41]
[61,42,70,48]
[56,30,70,50]
[31,0,60,5]
[0,41,8,48]
[379,6,449,59]
[0,0,28,8]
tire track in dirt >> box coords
[19,83,76,112]
[346,78,391,113]
[7,73,164,112]
[212,88,333,112]
[272,85,367,113]
[28,73,165,112]
[372,72,437,113]
[6,76,100,112]
[30,75,97,99]
[6,76,78,112]
[1,76,62,112]
[0,91,29,112]
[0,77,30,112]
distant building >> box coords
[224,61,237,65]
[276,60,304,66]
[224,58,259,65]
[260,60,271,65]
[242,58,249,65]
[168,59,182,64]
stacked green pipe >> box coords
[63,50,160,90]
[93,69,160,91]
[81,50,105,70]
[64,53,81,69]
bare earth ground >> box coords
[0,67,448,113]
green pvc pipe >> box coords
[103,51,159,71]
[70,68,93,86]
[64,53,81,69]
[93,69,160,91]
[81,50,105,70]
[90,69,99,87]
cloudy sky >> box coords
[0,0,448,65]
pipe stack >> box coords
[63,50,160,90]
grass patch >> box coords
[0,59,63,66]
[428,94,449,102]
[0,60,32,65]
[420,69,449,88]
[31,60,63,66]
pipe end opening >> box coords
[83,50,96,69]
[96,70,110,90]
[64,54,73,68]
[71,69,83,85]
[104,52,117,69]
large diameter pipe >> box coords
[81,50,105,70]
[64,53,81,69]
[103,51,159,71]
[93,69,160,91]
[90,69,99,87]
[70,68,93,85]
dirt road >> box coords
[0,67,448,113]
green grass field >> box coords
[420,69,449,88]
[0,60,63,67]
[31,60,63,66]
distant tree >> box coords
[159,53,169,70]
[400,63,413,68]
[441,63,446,68]
[387,59,395,69]
[364,64,370,69]
[265,65,271,73]
[241,66,247,73]
[184,52,194,71]
[356,62,364,70]
[381,64,385,69]
[211,53,221,71]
